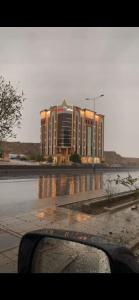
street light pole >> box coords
[86,94,104,113]
[85,94,104,162]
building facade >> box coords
[40,100,104,164]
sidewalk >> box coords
[0,229,20,272]
[1,199,139,272]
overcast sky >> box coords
[0,27,139,157]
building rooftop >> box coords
[40,100,104,118]
[61,99,68,107]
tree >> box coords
[36,154,43,162]
[105,173,139,200]
[69,152,81,163]
[112,174,138,192]
[47,156,53,163]
[0,76,25,141]
[29,154,43,162]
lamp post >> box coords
[85,94,104,163]
[85,94,104,116]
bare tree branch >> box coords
[0,76,25,141]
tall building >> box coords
[40,99,104,164]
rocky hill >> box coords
[1,142,139,166]
[0,141,40,157]
[104,151,139,166]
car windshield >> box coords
[1,27,139,273]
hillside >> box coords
[1,142,139,166]
[0,141,40,157]
[104,151,139,166]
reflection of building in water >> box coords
[80,176,86,192]
[89,174,94,191]
[67,209,91,224]
[39,176,48,199]
[74,176,80,193]
[59,176,66,190]
[75,213,91,222]
[57,175,68,196]
[38,174,103,199]
[94,175,103,190]
[51,176,56,198]
[83,176,88,192]
[39,176,57,199]
[86,175,91,191]
[39,177,43,199]
[68,177,75,195]
[44,177,51,197]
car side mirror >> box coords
[18,229,139,273]
[31,237,111,273]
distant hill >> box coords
[1,142,139,166]
[0,141,40,157]
[104,151,139,166]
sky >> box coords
[0,27,139,157]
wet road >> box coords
[0,170,139,218]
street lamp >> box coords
[85,94,104,114]
[85,94,104,162]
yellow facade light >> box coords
[47,110,50,117]
[40,110,50,119]
[84,110,95,119]
[80,110,84,117]
[95,115,100,122]
[40,111,46,119]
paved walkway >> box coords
[1,197,139,272]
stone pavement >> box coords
[1,200,139,272]
[0,189,105,273]
[0,229,20,272]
